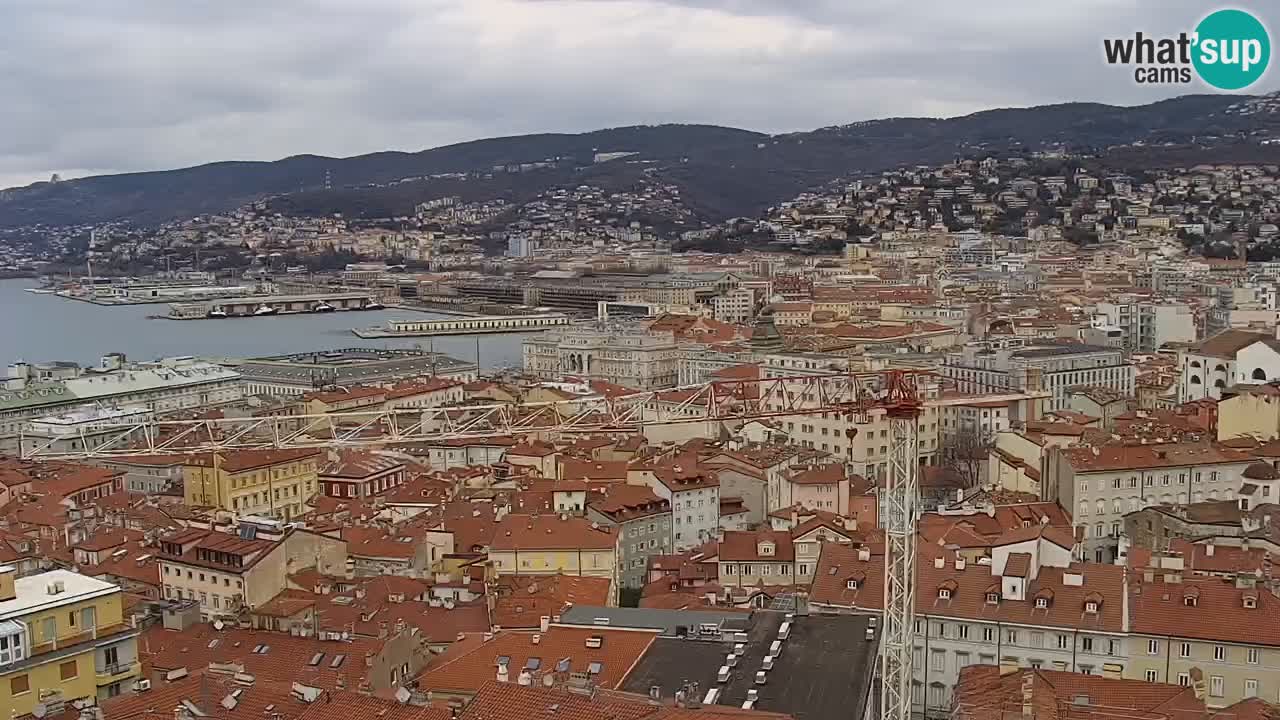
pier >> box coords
[166,292,385,319]
[352,313,570,338]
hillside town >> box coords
[10,152,1280,720]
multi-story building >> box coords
[1041,443,1254,563]
[235,347,476,397]
[523,324,680,390]
[157,526,346,618]
[94,455,187,497]
[0,355,243,452]
[811,527,1123,719]
[1179,329,1280,402]
[487,514,619,599]
[318,449,408,500]
[1095,300,1197,352]
[1127,565,1280,709]
[944,343,1134,412]
[182,448,323,520]
[635,466,720,551]
[586,485,672,589]
[711,287,755,325]
[717,530,797,590]
[0,566,142,713]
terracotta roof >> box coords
[786,463,845,485]
[1129,578,1280,646]
[490,575,613,628]
[952,665,1202,720]
[490,514,619,551]
[1059,443,1252,472]
[1004,552,1031,578]
[415,626,659,694]
[1191,329,1278,359]
[718,530,795,562]
[810,542,1123,632]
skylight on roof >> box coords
[587,662,603,675]
[556,658,571,673]
[330,654,346,668]
[526,658,541,670]
[308,653,324,666]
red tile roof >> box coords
[490,514,619,551]
[415,626,659,694]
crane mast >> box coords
[880,371,921,720]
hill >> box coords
[3,94,1280,229]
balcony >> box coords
[96,661,140,684]
[28,623,134,660]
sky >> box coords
[2,0,1278,190]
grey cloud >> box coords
[2,0,1278,189]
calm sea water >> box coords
[0,279,528,370]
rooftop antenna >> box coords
[86,229,96,281]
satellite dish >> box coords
[395,687,412,704]
[213,620,225,631]
[32,704,47,719]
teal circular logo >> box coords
[1193,9,1270,90]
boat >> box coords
[361,298,385,310]
[311,301,336,313]
[206,306,229,319]
[253,304,278,316]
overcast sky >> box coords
[2,0,1277,190]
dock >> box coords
[352,313,571,338]
[165,292,386,319]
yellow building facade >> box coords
[0,566,140,715]
[182,449,321,520]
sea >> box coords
[0,279,529,370]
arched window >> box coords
[1190,360,1202,368]
[1215,379,1226,389]
[1253,368,1268,381]
[1190,375,1202,385]
[1215,364,1227,373]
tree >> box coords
[938,426,992,489]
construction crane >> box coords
[18,368,1044,720]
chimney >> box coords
[934,556,945,569]
[0,566,15,602]
[955,557,966,571]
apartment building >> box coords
[1127,565,1280,708]
[488,514,619,596]
[716,529,798,590]
[631,464,720,551]
[1095,300,1196,352]
[0,566,142,714]
[1041,443,1254,563]
[774,463,852,515]
[586,485,672,589]
[318,449,408,499]
[157,526,347,618]
[944,343,1134,412]
[811,527,1124,718]
[182,448,322,520]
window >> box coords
[1035,597,1048,609]
[956,652,970,669]
[60,660,78,680]
[1057,635,1068,650]
[1210,675,1224,698]
[10,674,28,695]
[958,625,969,640]
[1148,639,1159,655]
[1214,645,1225,661]
[1082,637,1094,653]
[1177,672,1190,687]
[1006,630,1018,645]
[931,650,944,671]
[1245,678,1258,698]
[1248,647,1259,664]
[1180,642,1191,658]
[983,627,995,643]
[1145,669,1158,683]
[938,588,952,600]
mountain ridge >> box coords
[4,95,1280,229]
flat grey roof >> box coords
[558,606,750,635]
